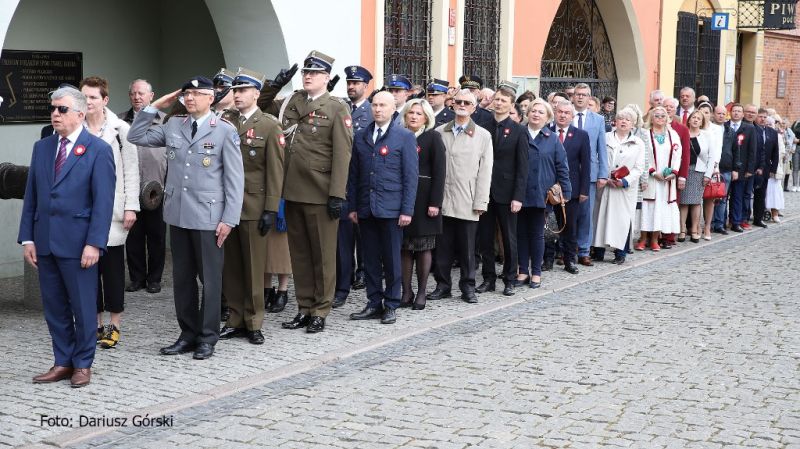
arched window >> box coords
[539,0,618,100]
[462,0,501,89]
[384,0,432,86]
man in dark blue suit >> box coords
[347,91,418,324]
[726,104,757,232]
[546,100,591,274]
[752,108,780,227]
[18,87,115,388]
[476,81,528,296]
[333,65,375,308]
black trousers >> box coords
[97,245,125,313]
[433,217,477,294]
[170,226,223,345]
[336,218,356,297]
[543,200,579,263]
[125,204,167,284]
[478,199,518,285]
[753,175,768,223]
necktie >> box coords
[351,103,357,114]
[375,127,383,143]
[559,128,564,144]
[495,122,503,144]
[55,137,68,181]
[191,121,198,139]
[455,125,463,137]
[682,110,688,125]
[577,112,584,130]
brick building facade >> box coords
[761,7,800,120]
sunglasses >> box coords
[48,105,80,114]
[453,100,472,106]
[652,114,667,118]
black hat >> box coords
[426,78,449,94]
[459,75,483,90]
[303,50,334,73]
[386,74,412,90]
[213,68,236,87]
[181,76,215,92]
[345,65,373,83]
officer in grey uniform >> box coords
[427,78,453,127]
[344,65,374,132]
[127,76,244,360]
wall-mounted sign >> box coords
[764,0,797,29]
[711,13,730,30]
[0,50,83,124]
[449,8,456,27]
[777,69,787,98]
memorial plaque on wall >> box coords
[0,50,83,124]
[777,69,787,98]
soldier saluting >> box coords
[258,50,354,333]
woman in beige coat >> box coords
[81,77,140,349]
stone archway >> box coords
[594,0,647,107]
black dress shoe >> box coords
[281,313,311,329]
[731,225,743,232]
[426,288,452,300]
[461,291,478,303]
[350,306,383,320]
[352,276,366,290]
[193,342,214,359]
[269,290,288,313]
[219,326,246,339]
[564,262,579,274]
[264,287,276,310]
[306,316,325,333]
[753,221,768,228]
[160,339,195,355]
[146,282,161,293]
[475,280,495,293]
[661,241,673,249]
[380,308,396,324]
[714,228,729,235]
[503,284,515,296]
[221,307,231,322]
[513,276,530,287]
[530,281,541,289]
[247,330,265,345]
[541,260,554,271]
[612,256,625,265]
[331,296,347,309]
[125,281,146,292]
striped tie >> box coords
[55,137,68,181]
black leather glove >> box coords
[327,196,343,220]
[411,90,427,100]
[327,75,341,92]
[367,86,387,103]
[258,211,277,236]
[270,63,299,89]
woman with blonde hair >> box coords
[679,109,717,242]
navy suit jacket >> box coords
[479,116,529,204]
[550,124,591,199]
[522,128,571,208]
[727,121,757,177]
[348,121,419,218]
[754,125,780,175]
[18,129,116,257]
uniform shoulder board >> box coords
[219,117,235,127]
[328,95,347,105]
[262,112,280,124]
[170,114,188,119]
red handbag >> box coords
[703,172,726,200]
[610,166,630,180]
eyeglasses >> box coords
[48,105,80,114]
[453,100,473,106]
[652,114,667,118]
[573,93,589,98]
[182,91,213,98]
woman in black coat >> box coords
[399,98,446,310]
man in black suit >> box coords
[752,108,780,227]
[726,103,758,232]
[545,100,590,274]
[475,81,529,296]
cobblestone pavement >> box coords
[3,194,800,448]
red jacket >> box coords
[670,120,691,179]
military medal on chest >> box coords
[246,128,255,145]
[203,156,211,167]
[169,150,175,160]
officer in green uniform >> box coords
[219,68,285,345]
[257,50,353,333]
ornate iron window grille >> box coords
[738,0,798,29]
[462,0,501,90]
[697,19,721,102]
[540,0,618,101]
[673,12,721,102]
[384,0,433,86]
[674,12,699,98]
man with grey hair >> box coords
[478,87,495,109]
[119,79,168,294]
[677,87,696,125]
[428,89,493,303]
[19,87,116,387]
[649,89,665,110]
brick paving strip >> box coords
[5,195,798,448]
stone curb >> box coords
[29,213,796,448]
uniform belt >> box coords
[419,175,431,179]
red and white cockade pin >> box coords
[737,134,745,145]
[74,145,85,156]
[380,146,389,156]
[504,128,510,135]
[279,134,286,146]
[672,143,679,152]
[344,117,352,129]
[567,132,573,138]
[466,130,474,136]
[417,146,421,154]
